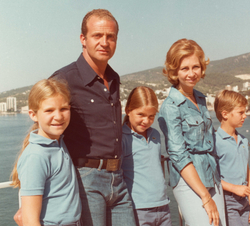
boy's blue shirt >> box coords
[215,127,249,186]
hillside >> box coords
[1,52,250,110]
[120,52,250,94]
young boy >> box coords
[214,90,250,226]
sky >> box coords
[1,0,250,92]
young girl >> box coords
[11,79,81,226]
[121,86,172,226]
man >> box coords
[14,9,136,226]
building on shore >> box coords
[0,102,7,112]
[6,97,17,112]
[21,105,29,113]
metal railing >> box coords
[0,181,12,189]
[0,181,21,208]
[1,169,183,225]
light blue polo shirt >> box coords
[215,127,249,185]
[121,123,170,209]
[17,130,81,225]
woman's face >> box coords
[177,54,202,91]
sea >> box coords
[1,112,250,226]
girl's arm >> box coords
[22,195,42,226]
[181,163,219,226]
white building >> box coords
[232,85,239,92]
[21,105,29,113]
[0,102,7,112]
[242,82,250,91]
[225,85,231,90]
[6,97,17,112]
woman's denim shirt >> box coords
[158,87,220,188]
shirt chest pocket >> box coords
[182,115,205,142]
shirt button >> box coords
[196,121,198,124]
[114,155,117,158]
[116,138,118,142]
[97,77,100,79]
[91,99,94,103]
[114,121,116,124]
[111,103,114,106]
[104,88,107,92]
[209,141,211,143]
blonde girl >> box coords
[122,86,172,226]
[11,79,81,226]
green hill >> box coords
[120,52,250,94]
[1,52,250,110]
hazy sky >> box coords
[1,0,250,92]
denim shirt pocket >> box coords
[182,115,205,142]
[203,110,212,133]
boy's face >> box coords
[225,105,247,128]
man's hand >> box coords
[14,208,22,226]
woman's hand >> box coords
[181,163,220,226]
[202,195,219,226]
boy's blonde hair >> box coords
[123,86,158,125]
[214,90,248,122]
[10,78,70,188]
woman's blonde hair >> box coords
[123,86,158,125]
[10,78,70,188]
[214,90,248,122]
[163,38,210,86]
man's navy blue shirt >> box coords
[51,54,122,162]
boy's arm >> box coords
[221,179,250,197]
[247,164,250,223]
[22,195,42,226]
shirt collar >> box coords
[122,123,153,137]
[29,130,63,146]
[76,53,119,86]
[169,86,206,106]
[217,127,243,143]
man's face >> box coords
[81,16,118,66]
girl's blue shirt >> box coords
[17,130,81,225]
[121,123,170,209]
[158,86,220,188]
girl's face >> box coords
[29,94,70,141]
[127,105,157,138]
[177,54,201,91]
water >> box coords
[1,112,250,226]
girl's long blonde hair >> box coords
[10,78,70,188]
[123,86,158,125]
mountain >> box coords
[1,53,250,110]
[120,52,250,94]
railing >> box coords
[0,181,21,208]
[0,181,12,189]
[1,172,183,225]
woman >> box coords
[158,39,226,226]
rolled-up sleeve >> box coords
[159,101,192,173]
